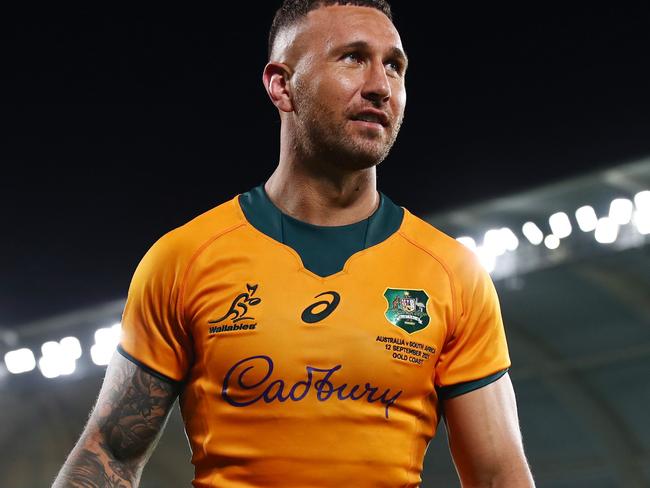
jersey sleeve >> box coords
[117,232,193,384]
[434,254,511,399]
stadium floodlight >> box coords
[549,212,572,238]
[456,236,477,252]
[609,198,634,225]
[91,323,122,366]
[58,359,76,375]
[500,227,519,252]
[4,348,36,374]
[594,217,619,244]
[633,210,650,235]
[38,341,62,378]
[38,357,59,378]
[522,222,544,245]
[544,235,560,250]
[483,229,507,256]
[475,246,496,273]
[575,205,598,232]
[634,190,650,212]
[38,340,77,378]
[60,336,82,360]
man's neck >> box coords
[264,159,379,227]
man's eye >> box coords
[343,53,361,63]
[386,61,401,72]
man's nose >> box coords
[361,60,391,105]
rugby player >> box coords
[53,1,535,486]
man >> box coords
[54,1,535,487]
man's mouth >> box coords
[350,110,389,128]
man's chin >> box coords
[354,137,393,162]
[314,130,393,170]
[335,145,389,171]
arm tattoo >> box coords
[65,448,131,488]
[53,355,178,487]
[100,358,176,460]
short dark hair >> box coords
[268,0,393,59]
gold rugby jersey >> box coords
[118,185,511,487]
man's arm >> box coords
[443,373,535,487]
[52,352,179,488]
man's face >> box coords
[278,5,408,170]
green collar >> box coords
[239,185,404,277]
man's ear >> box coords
[262,62,294,113]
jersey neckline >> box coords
[237,184,404,279]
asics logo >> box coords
[301,291,340,323]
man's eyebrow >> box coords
[333,40,409,67]
[389,46,409,68]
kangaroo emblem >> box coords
[209,284,261,324]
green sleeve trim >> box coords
[437,368,509,400]
[116,344,184,388]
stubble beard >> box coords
[292,89,403,173]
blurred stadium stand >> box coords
[1,159,649,487]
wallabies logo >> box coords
[210,283,261,324]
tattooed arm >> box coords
[52,353,179,488]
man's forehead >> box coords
[308,5,398,34]
[272,5,403,62]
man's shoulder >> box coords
[399,208,472,262]
[146,194,247,265]
[176,194,246,239]
[398,208,483,280]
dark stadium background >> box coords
[2,4,648,325]
[2,4,650,487]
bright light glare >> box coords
[500,227,519,251]
[475,246,496,273]
[38,356,59,378]
[634,190,650,212]
[91,323,122,366]
[544,235,560,250]
[4,348,36,374]
[60,336,82,360]
[609,198,634,225]
[522,222,544,245]
[633,210,650,235]
[483,229,506,256]
[39,341,62,378]
[41,341,60,357]
[38,340,77,378]
[456,236,477,251]
[575,206,598,232]
[549,212,572,238]
[594,217,619,244]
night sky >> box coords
[2,4,649,326]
